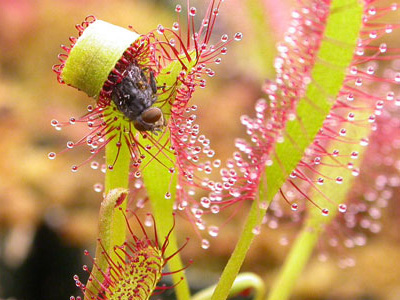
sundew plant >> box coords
[49,0,400,299]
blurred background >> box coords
[0,0,399,299]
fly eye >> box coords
[133,120,147,132]
[141,107,162,124]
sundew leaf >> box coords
[141,55,197,300]
[264,0,363,204]
[62,20,140,98]
[59,19,142,255]
[84,189,129,297]
[57,16,195,300]
[211,1,363,299]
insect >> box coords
[112,63,164,132]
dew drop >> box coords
[375,100,384,110]
[205,150,214,158]
[88,161,98,170]
[165,192,171,199]
[175,4,181,12]
[67,141,75,149]
[189,7,197,16]
[368,115,376,123]
[387,91,394,101]
[208,226,219,237]
[200,197,211,208]
[210,205,220,214]
[352,168,360,176]
[338,203,347,213]
[71,165,78,173]
[321,208,329,216]
[134,171,141,178]
[51,119,58,127]
[234,32,243,41]
[48,152,56,160]
[347,93,354,101]
[213,159,221,168]
[196,218,205,230]
[291,203,298,211]
[351,151,358,159]
[136,198,145,208]
[144,214,153,227]
[379,43,387,53]
[221,34,228,42]
[199,79,206,88]
[395,73,400,83]
[336,176,344,184]
[368,6,376,15]
[252,225,261,235]
[360,138,369,146]
[356,47,364,56]
[229,188,241,198]
[201,239,210,249]
[366,66,375,74]
[93,183,103,193]
[157,24,164,35]
[279,236,289,246]
[193,208,204,219]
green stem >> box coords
[211,177,268,300]
[193,272,265,300]
[152,193,191,300]
[142,134,191,300]
[104,131,131,255]
[266,226,320,300]
[84,129,131,300]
